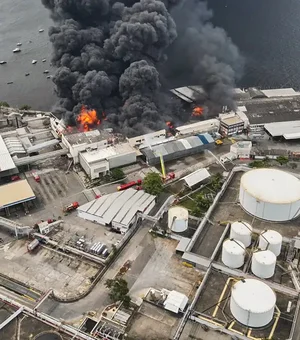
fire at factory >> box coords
[41,0,243,136]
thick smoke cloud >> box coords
[161,0,244,108]
[42,0,243,136]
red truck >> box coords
[32,171,40,182]
[117,179,142,191]
[63,201,79,212]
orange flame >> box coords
[77,106,100,132]
[192,106,204,116]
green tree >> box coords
[105,278,131,306]
[210,173,223,191]
[110,168,125,181]
[276,156,289,166]
[0,101,9,107]
[249,160,266,168]
[20,104,31,110]
[142,172,163,195]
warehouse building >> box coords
[183,168,211,189]
[77,189,156,234]
[141,133,214,166]
[264,121,300,140]
[79,143,137,179]
[0,135,18,177]
[0,179,35,214]
[236,88,300,132]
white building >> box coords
[183,168,210,188]
[219,111,247,136]
[79,143,137,179]
[61,130,114,164]
[163,290,189,314]
[0,135,18,177]
[77,188,156,234]
[230,141,252,159]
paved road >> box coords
[0,275,41,301]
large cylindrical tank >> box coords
[239,169,300,222]
[230,279,276,328]
[222,239,245,268]
[230,221,252,247]
[168,206,189,233]
[259,230,282,256]
[251,250,276,278]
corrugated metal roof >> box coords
[78,189,156,227]
[183,168,211,188]
[180,138,192,149]
[0,135,16,172]
[202,133,214,143]
[265,121,300,137]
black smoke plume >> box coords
[42,0,243,136]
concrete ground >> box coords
[128,303,180,340]
[38,223,200,324]
[126,236,201,304]
[179,320,232,340]
[0,238,99,299]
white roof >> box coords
[176,237,191,252]
[78,188,155,226]
[183,168,210,188]
[3,137,26,155]
[176,119,220,134]
[0,135,16,172]
[241,169,300,204]
[231,221,252,235]
[253,250,276,265]
[163,290,188,313]
[80,143,136,164]
[261,88,300,98]
[223,239,245,255]
[231,279,276,313]
[260,230,282,244]
[265,121,300,137]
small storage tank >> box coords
[259,230,282,256]
[168,206,188,233]
[251,250,276,279]
[230,279,276,328]
[230,221,252,247]
[222,239,245,268]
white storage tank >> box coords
[230,221,252,247]
[230,279,276,328]
[239,169,300,222]
[251,250,276,279]
[168,206,188,233]
[259,230,282,256]
[222,239,245,269]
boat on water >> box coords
[13,48,21,53]
[32,60,37,64]
[42,58,46,62]
[16,42,22,46]
[0,61,7,65]
[39,29,44,33]
[43,70,49,74]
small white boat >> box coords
[16,42,22,46]
[32,60,37,64]
[39,29,44,33]
[13,48,21,53]
[42,58,46,62]
[0,61,7,65]
[43,70,49,74]
[46,75,52,79]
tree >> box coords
[194,193,212,210]
[276,156,289,166]
[142,172,163,195]
[20,104,31,110]
[0,101,9,107]
[105,278,131,306]
[110,168,125,181]
[210,173,223,191]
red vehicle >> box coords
[32,171,40,182]
[95,194,101,199]
[117,179,142,191]
[63,201,79,212]
[11,175,20,181]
